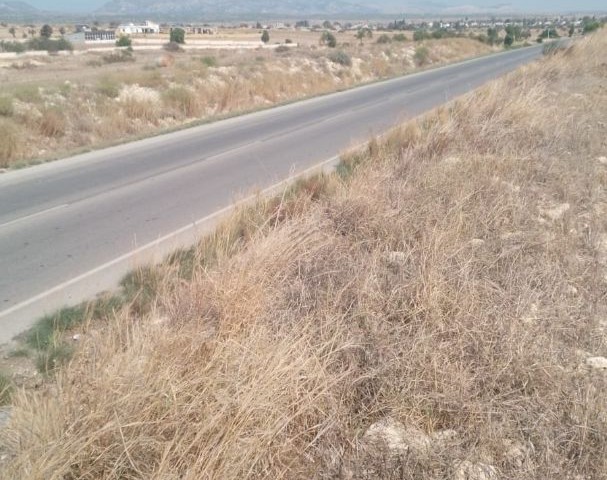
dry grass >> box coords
[0,119,22,167]
[2,33,607,479]
[0,36,494,168]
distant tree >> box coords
[486,27,501,45]
[116,35,132,47]
[504,33,514,47]
[40,24,53,38]
[320,31,337,47]
[170,27,185,44]
[8,27,15,38]
[568,25,575,36]
[356,27,372,44]
[322,20,333,30]
[505,24,522,41]
[256,22,263,29]
[261,29,270,44]
[582,19,601,34]
[376,33,391,44]
[59,26,66,35]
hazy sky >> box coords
[25,0,607,13]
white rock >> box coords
[597,156,607,165]
[72,334,81,341]
[453,460,499,480]
[387,251,407,264]
[470,239,485,247]
[362,417,431,455]
[444,156,462,166]
[586,357,607,370]
[540,203,570,221]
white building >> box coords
[117,21,160,35]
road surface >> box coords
[0,45,543,341]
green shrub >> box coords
[116,35,132,47]
[413,30,431,41]
[27,37,73,52]
[377,34,392,44]
[0,373,12,405]
[320,31,337,48]
[170,27,185,44]
[261,30,270,44]
[13,84,41,103]
[0,40,26,53]
[328,50,352,66]
[201,55,217,67]
[0,119,22,167]
[414,45,430,66]
[163,86,200,117]
[97,78,120,98]
[0,96,14,117]
[393,33,407,42]
[101,49,135,64]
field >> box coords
[0,29,605,479]
[0,30,496,168]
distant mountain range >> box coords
[95,0,382,18]
[0,1,39,16]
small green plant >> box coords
[170,27,186,44]
[27,37,73,52]
[0,119,22,167]
[36,343,74,374]
[0,40,26,53]
[201,55,217,67]
[0,96,14,117]
[0,372,12,405]
[101,49,135,64]
[97,78,120,98]
[320,31,337,48]
[328,50,352,67]
[414,45,430,66]
[261,29,270,44]
[116,35,132,47]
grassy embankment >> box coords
[1,32,607,479]
[0,37,493,168]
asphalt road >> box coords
[0,45,543,341]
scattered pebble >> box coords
[586,357,607,370]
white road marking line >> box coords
[0,204,69,229]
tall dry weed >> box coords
[2,33,607,479]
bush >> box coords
[0,96,14,117]
[320,31,337,48]
[38,108,66,137]
[392,33,407,42]
[414,45,430,66]
[0,119,22,167]
[163,86,200,117]
[170,27,186,44]
[27,37,73,52]
[116,35,132,47]
[275,45,290,53]
[164,41,182,52]
[201,55,217,67]
[327,50,351,66]
[40,24,52,38]
[97,79,120,98]
[261,30,270,44]
[542,40,569,56]
[413,30,431,41]
[101,49,135,64]
[376,34,392,44]
[285,38,293,44]
[0,40,26,53]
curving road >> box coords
[0,45,543,341]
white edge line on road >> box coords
[0,153,344,322]
[0,204,69,229]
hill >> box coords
[95,0,381,19]
[0,1,39,16]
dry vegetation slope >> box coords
[2,32,607,479]
[0,37,491,168]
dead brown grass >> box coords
[2,33,607,479]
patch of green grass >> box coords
[0,372,13,405]
[200,55,217,67]
[120,267,165,316]
[0,95,14,117]
[7,348,30,358]
[35,343,74,374]
[96,78,120,98]
[12,84,42,103]
[25,295,123,351]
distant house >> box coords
[75,24,91,33]
[117,21,160,35]
[65,30,116,44]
